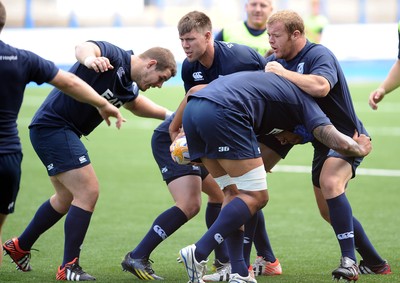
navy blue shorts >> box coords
[0,152,22,214]
[183,98,261,161]
[151,126,208,184]
[29,126,91,176]
[312,140,362,188]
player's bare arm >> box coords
[265,61,329,97]
[75,41,114,73]
[50,70,124,129]
[312,125,372,157]
[169,84,207,141]
[369,60,400,110]
[123,94,170,120]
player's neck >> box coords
[198,44,215,69]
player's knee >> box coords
[183,206,201,219]
[319,175,346,192]
[177,201,201,219]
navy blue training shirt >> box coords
[181,41,267,92]
[29,41,138,136]
[0,41,58,153]
[265,41,367,137]
[189,71,332,136]
[156,41,267,134]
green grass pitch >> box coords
[1,83,399,282]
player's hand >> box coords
[169,125,184,142]
[368,87,385,110]
[169,130,186,153]
[265,61,285,76]
[84,56,114,73]
[352,130,372,157]
[96,103,126,129]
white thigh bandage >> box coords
[231,165,267,191]
[214,174,234,191]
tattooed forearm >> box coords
[313,125,361,156]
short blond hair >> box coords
[267,10,305,35]
[140,47,177,77]
[177,11,212,36]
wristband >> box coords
[165,110,173,120]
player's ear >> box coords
[292,30,301,39]
[205,30,212,40]
[147,59,157,69]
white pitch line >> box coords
[273,165,400,177]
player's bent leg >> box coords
[201,174,224,203]
[231,165,269,212]
[201,175,231,272]
[169,175,203,219]
[52,165,99,212]
[319,158,352,200]
[49,179,74,215]
[313,186,330,222]
[320,159,358,281]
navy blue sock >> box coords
[353,217,384,265]
[195,198,252,262]
[131,206,187,259]
[253,210,276,262]
[326,193,356,261]
[63,205,92,266]
[206,202,229,263]
[19,199,64,250]
[243,212,257,267]
[226,229,248,276]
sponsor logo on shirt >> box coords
[0,55,18,61]
[193,72,204,81]
[101,89,124,107]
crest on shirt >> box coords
[223,42,234,48]
[297,62,305,74]
[193,71,204,81]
